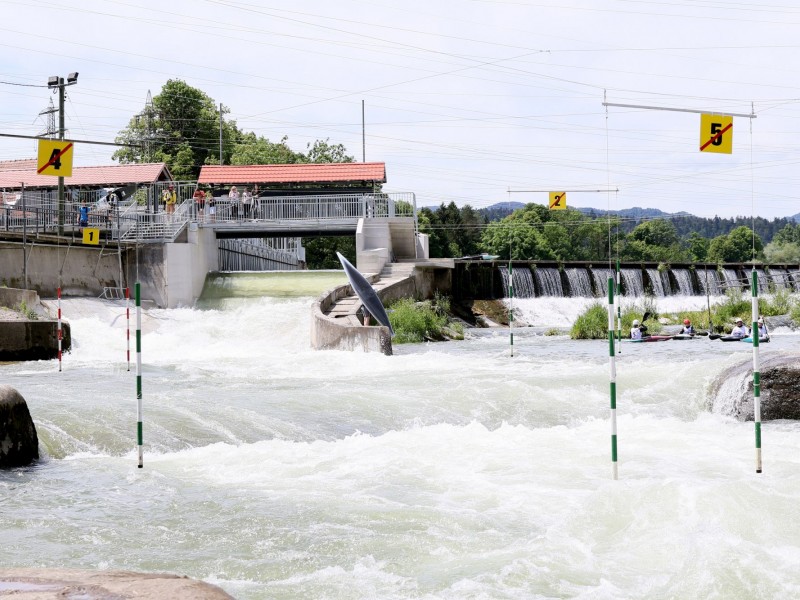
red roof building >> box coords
[198,163,386,191]
[0,161,173,189]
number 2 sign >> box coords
[700,114,733,154]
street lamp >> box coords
[48,72,79,235]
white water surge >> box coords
[1,273,799,599]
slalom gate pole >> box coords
[751,270,762,473]
[125,287,131,372]
[136,282,143,468]
[608,277,618,480]
[57,287,62,372]
[615,260,622,353]
[508,261,514,357]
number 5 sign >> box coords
[700,114,733,154]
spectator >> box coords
[193,187,206,219]
[161,184,177,217]
[78,200,90,227]
[242,187,253,219]
[228,186,240,220]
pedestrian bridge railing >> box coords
[0,191,417,244]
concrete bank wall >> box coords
[311,282,393,354]
[0,229,220,308]
[0,288,71,361]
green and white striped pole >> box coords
[608,277,618,480]
[751,269,762,473]
[135,282,143,468]
[508,261,514,357]
[615,260,622,353]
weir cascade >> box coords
[452,261,800,299]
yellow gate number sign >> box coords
[549,191,567,210]
[700,114,733,154]
[82,227,100,245]
[37,139,75,177]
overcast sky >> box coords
[3,0,800,219]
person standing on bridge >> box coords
[228,186,240,220]
[193,187,206,220]
[206,188,216,223]
[162,184,177,219]
[242,187,253,220]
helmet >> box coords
[758,317,764,324]
[632,319,640,326]
[683,319,690,325]
[735,318,743,324]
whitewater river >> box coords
[1,272,799,599]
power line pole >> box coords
[38,98,57,139]
[47,73,78,236]
[219,103,225,166]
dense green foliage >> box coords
[481,205,618,261]
[418,202,486,258]
[570,303,607,339]
[303,237,355,269]
[388,297,462,344]
[421,201,781,264]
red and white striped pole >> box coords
[57,287,62,372]
[125,287,131,371]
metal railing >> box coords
[0,187,417,244]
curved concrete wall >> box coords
[310,282,393,355]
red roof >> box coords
[0,163,172,189]
[197,162,386,185]
[0,159,38,172]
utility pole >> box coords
[219,103,225,165]
[362,100,366,162]
[48,73,78,236]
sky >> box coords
[3,0,800,219]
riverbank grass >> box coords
[389,295,464,344]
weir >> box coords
[453,261,800,300]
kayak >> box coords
[627,335,672,343]
[741,336,770,344]
[719,335,748,342]
[671,334,699,340]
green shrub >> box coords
[388,298,449,344]
[570,302,608,339]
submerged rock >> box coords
[0,385,39,467]
[708,353,800,421]
[0,569,234,599]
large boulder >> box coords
[0,569,234,599]
[0,385,39,467]
[708,353,800,421]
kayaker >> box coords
[730,318,748,339]
[757,317,769,339]
[680,318,695,335]
[630,319,647,340]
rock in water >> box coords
[0,385,39,467]
[708,353,800,421]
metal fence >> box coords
[0,185,417,243]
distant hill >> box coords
[792,213,800,223]
[578,206,693,220]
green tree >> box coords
[685,232,710,261]
[306,139,354,163]
[230,133,305,165]
[707,226,763,262]
[114,79,236,179]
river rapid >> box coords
[1,272,799,599]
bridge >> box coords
[0,188,429,307]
